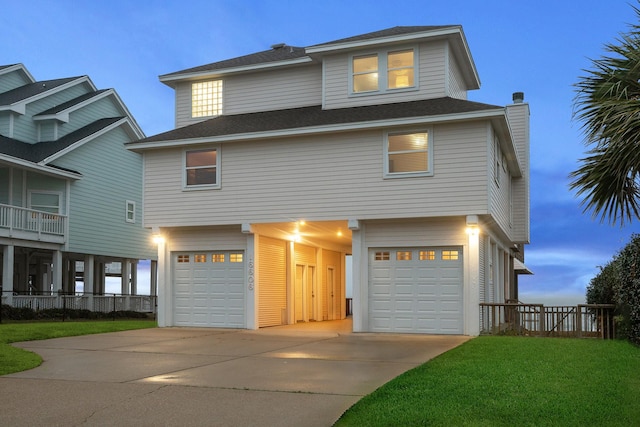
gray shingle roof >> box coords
[162,26,460,79]
[0,77,81,105]
[309,26,458,47]
[0,117,123,162]
[35,89,110,116]
[161,46,307,78]
[137,97,502,144]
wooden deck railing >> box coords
[0,203,67,241]
[480,303,616,339]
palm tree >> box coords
[571,6,640,225]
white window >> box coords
[29,191,61,213]
[184,147,220,189]
[192,80,222,117]
[384,130,432,177]
[351,48,415,94]
[125,200,135,223]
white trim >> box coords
[127,109,508,150]
[38,117,135,164]
[0,154,82,179]
[383,128,433,178]
[28,189,63,213]
[125,200,136,223]
[159,57,314,86]
[307,27,462,54]
[0,76,96,115]
[349,46,419,96]
[0,63,35,83]
[182,145,221,190]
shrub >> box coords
[0,305,149,322]
[587,234,640,344]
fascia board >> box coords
[0,154,81,179]
[0,63,35,83]
[159,57,313,86]
[127,109,507,151]
[1,76,95,116]
[305,27,462,54]
[108,90,146,138]
[39,117,131,164]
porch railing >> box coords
[1,292,156,314]
[480,303,616,339]
[0,203,67,239]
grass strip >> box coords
[335,336,640,426]
[0,320,156,375]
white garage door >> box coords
[369,247,463,334]
[173,251,245,328]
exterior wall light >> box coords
[152,234,165,245]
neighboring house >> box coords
[0,64,156,308]
[128,26,531,335]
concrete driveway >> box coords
[0,320,470,426]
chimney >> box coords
[512,92,524,104]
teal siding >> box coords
[25,172,67,213]
[39,121,56,141]
[12,83,90,143]
[52,125,155,260]
[0,69,31,93]
[58,96,122,138]
[10,169,24,206]
[0,112,10,135]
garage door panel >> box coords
[173,251,245,328]
[369,247,463,334]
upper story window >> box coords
[125,200,135,223]
[184,147,220,189]
[351,48,415,94]
[192,80,222,117]
[29,191,61,213]
[384,130,432,178]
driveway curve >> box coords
[0,320,469,426]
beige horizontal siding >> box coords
[323,41,448,110]
[143,121,491,227]
[174,65,322,128]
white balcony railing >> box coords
[0,203,67,242]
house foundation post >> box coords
[84,255,94,310]
[52,250,63,294]
[465,215,481,336]
[2,245,14,305]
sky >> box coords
[3,0,640,304]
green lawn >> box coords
[335,336,640,426]
[0,320,156,375]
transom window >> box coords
[230,253,243,263]
[385,131,431,177]
[194,254,206,263]
[177,255,190,263]
[212,254,225,263]
[396,251,412,261]
[185,148,219,188]
[192,80,222,117]
[375,251,390,261]
[352,48,415,94]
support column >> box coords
[466,229,481,336]
[150,260,158,297]
[2,245,14,305]
[121,259,131,295]
[52,250,63,294]
[349,220,365,332]
[130,261,138,296]
[156,238,168,326]
[84,255,94,310]
[245,232,257,330]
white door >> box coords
[368,247,463,334]
[173,251,245,328]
